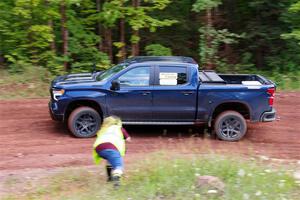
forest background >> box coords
[1,0,300,97]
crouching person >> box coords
[93,116,131,187]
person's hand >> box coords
[126,137,132,142]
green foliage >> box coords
[0,0,111,74]
[130,35,141,44]
[145,44,172,56]
[68,9,110,69]
[198,27,243,68]
[281,1,300,46]
[288,1,300,12]
[126,0,177,32]
[231,0,295,71]
[139,0,198,59]
[192,0,222,12]
[99,0,124,28]
[193,0,243,69]
[4,54,31,73]
[264,71,300,91]
[70,52,111,73]
[43,52,66,75]
[0,0,299,89]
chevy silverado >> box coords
[49,56,276,141]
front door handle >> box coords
[141,91,151,96]
[182,91,194,96]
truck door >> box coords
[106,66,153,121]
[152,65,197,122]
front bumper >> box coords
[260,108,276,122]
[48,101,64,121]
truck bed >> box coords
[199,70,273,85]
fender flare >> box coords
[208,101,251,127]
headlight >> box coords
[52,89,65,101]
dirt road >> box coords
[0,92,300,171]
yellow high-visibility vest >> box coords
[92,125,125,165]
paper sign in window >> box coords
[159,73,178,79]
[159,73,178,85]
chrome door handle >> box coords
[182,91,194,96]
[142,91,151,96]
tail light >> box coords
[267,87,275,106]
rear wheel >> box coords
[68,106,101,138]
[214,111,247,141]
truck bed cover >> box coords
[199,70,226,84]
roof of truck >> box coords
[122,56,197,65]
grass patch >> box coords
[260,71,300,91]
[0,67,53,99]
[3,153,300,200]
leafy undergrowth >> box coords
[261,71,300,91]
[3,153,300,200]
[0,67,52,99]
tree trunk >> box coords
[104,28,113,61]
[131,30,139,56]
[96,0,104,52]
[205,8,214,70]
[60,1,69,71]
[119,18,126,62]
[0,51,4,67]
[45,0,56,53]
[255,46,264,69]
[48,20,56,53]
[131,0,140,56]
[28,1,37,65]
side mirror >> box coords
[110,80,120,91]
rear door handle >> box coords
[141,91,151,96]
[182,91,194,96]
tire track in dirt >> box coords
[0,92,299,171]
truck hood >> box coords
[51,71,104,88]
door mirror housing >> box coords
[110,80,120,91]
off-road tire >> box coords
[214,111,247,141]
[68,106,101,138]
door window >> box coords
[118,67,150,86]
[158,66,187,86]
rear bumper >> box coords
[48,101,64,121]
[260,108,276,122]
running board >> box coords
[122,121,195,125]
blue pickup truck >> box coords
[49,56,276,141]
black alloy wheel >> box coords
[214,111,247,141]
[68,107,101,138]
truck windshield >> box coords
[96,64,127,82]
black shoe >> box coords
[106,165,113,182]
[107,177,113,182]
[112,176,121,188]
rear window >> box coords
[158,66,187,86]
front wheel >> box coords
[214,111,247,141]
[68,106,101,138]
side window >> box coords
[158,66,187,86]
[118,67,150,86]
